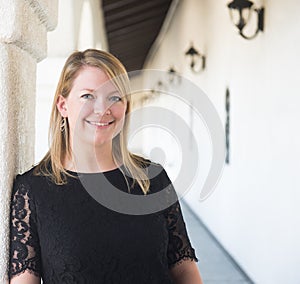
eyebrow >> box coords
[79,88,119,93]
[80,88,95,92]
[79,88,122,97]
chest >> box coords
[34,185,169,262]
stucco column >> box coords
[0,0,58,281]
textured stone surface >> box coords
[0,0,57,61]
[25,0,59,31]
[0,42,37,283]
[0,0,58,281]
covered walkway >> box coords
[1,1,299,283]
[181,201,253,284]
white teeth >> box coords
[88,121,112,126]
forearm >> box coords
[10,271,41,284]
[169,260,203,284]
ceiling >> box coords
[101,0,174,73]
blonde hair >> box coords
[34,49,150,194]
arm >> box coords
[169,260,203,284]
[8,175,42,284]
[10,272,40,284]
[165,198,202,284]
[159,166,203,284]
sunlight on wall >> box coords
[143,0,300,283]
[78,0,94,50]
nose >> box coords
[93,97,111,115]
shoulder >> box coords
[12,165,51,196]
[13,165,36,187]
[135,157,173,193]
[138,159,178,207]
[131,154,169,180]
[14,165,42,183]
[130,153,172,184]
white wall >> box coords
[144,0,300,283]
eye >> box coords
[109,95,122,102]
[81,93,94,100]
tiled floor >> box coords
[180,201,254,284]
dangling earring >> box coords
[60,117,66,132]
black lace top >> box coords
[9,162,198,284]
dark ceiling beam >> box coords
[106,18,163,38]
[122,55,146,65]
[102,0,140,12]
[105,7,169,33]
[104,1,170,23]
[106,15,168,38]
[112,53,150,66]
[120,60,146,72]
[110,44,150,58]
[108,30,159,46]
[101,0,174,72]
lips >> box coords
[86,120,115,126]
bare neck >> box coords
[64,142,118,173]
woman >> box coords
[9,49,203,283]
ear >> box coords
[56,95,68,117]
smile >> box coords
[86,120,115,126]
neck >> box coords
[64,142,119,173]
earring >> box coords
[60,117,66,132]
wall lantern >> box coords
[150,80,167,96]
[168,66,176,83]
[185,43,206,73]
[167,66,181,85]
[227,0,264,39]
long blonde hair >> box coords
[34,49,150,194]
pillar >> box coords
[0,0,58,281]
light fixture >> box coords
[167,66,181,85]
[168,67,176,83]
[185,43,206,73]
[227,0,264,39]
[150,80,168,96]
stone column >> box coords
[0,0,58,281]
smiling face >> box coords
[57,66,127,150]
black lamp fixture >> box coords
[167,66,181,85]
[150,79,167,96]
[168,66,176,83]
[185,43,206,73]
[227,0,264,40]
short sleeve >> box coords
[9,175,42,279]
[165,199,198,268]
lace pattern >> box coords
[165,201,198,267]
[8,165,198,283]
[9,176,41,279]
